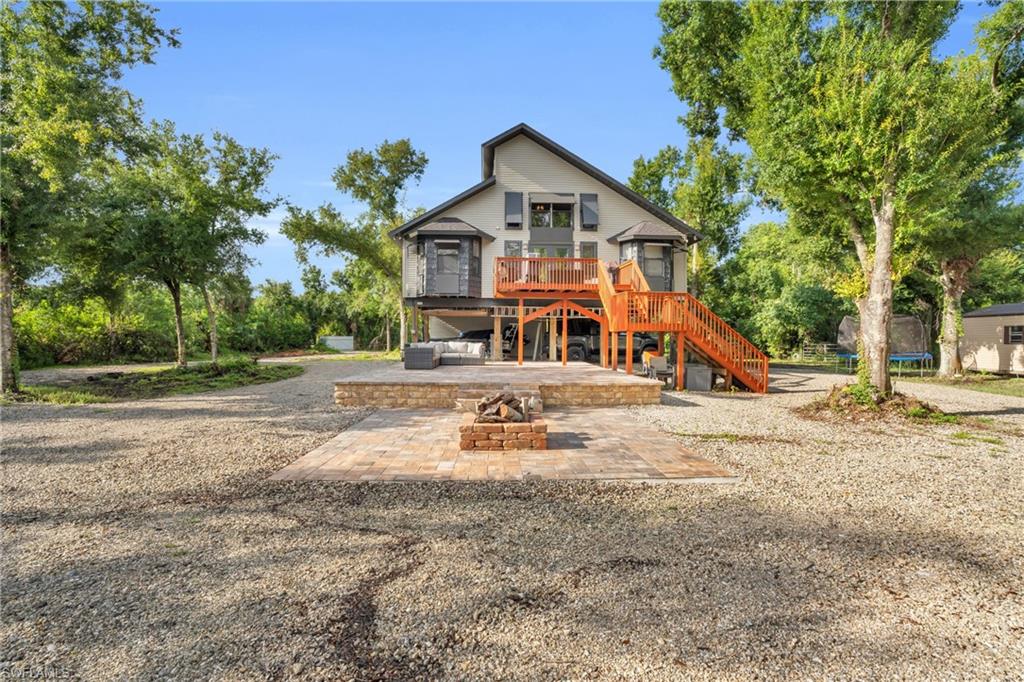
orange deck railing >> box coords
[495,257,599,295]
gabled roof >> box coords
[390,124,703,244]
[388,176,495,239]
[964,302,1024,318]
[480,123,702,244]
[414,217,495,241]
[607,221,688,244]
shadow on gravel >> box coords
[2,479,1014,679]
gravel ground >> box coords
[2,361,1022,680]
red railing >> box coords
[495,257,599,295]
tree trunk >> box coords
[385,314,392,352]
[937,259,972,377]
[860,193,896,396]
[165,279,187,367]
[0,240,18,393]
[200,284,218,367]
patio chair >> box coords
[645,354,675,388]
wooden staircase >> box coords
[596,261,769,393]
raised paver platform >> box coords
[333,362,662,408]
[271,408,732,482]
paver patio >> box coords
[270,407,732,482]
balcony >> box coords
[494,257,600,297]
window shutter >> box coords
[505,192,523,228]
[580,193,598,229]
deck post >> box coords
[625,332,634,375]
[599,320,608,368]
[492,314,502,361]
[411,306,419,344]
[676,332,685,390]
[657,332,664,356]
[517,299,524,366]
[561,300,568,366]
[423,313,430,342]
[611,331,618,370]
[549,316,557,362]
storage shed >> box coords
[960,302,1024,375]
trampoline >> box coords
[836,315,934,376]
[836,351,934,376]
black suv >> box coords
[558,319,659,362]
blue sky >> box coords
[122,1,990,290]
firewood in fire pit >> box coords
[475,390,528,422]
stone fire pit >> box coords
[458,390,547,451]
[458,413,547,450]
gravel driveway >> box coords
[2,361,1022,680]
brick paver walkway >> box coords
[270,408,732,482]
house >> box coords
[390,124,768,392]
[960,302,1024,375]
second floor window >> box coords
[436,242,460,275]
[531,202,573,229]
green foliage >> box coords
[655,0,1019,394]
[715,222,853,356]
[843,382,879,408]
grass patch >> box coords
[675,431,801,445]
[3,358,303,404]
[903,374,1024,399]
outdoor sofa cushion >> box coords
[404,341,484,368]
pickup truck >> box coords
[557,319,659,362]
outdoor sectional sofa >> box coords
[404,341,486,369]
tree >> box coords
[0,0,178,391]
[105,123,275,366]
[656,1,1013,396]
[629,138,749,298]
[719,222,853,356]
[920,168,1024,376]
[282,139,427,349]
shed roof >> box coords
[963,302,1024,318]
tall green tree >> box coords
[629,138,749,297]
[281,139,427,348]
[0,0,178,391]
[656,0,1013,396]
[103,123,275,366]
